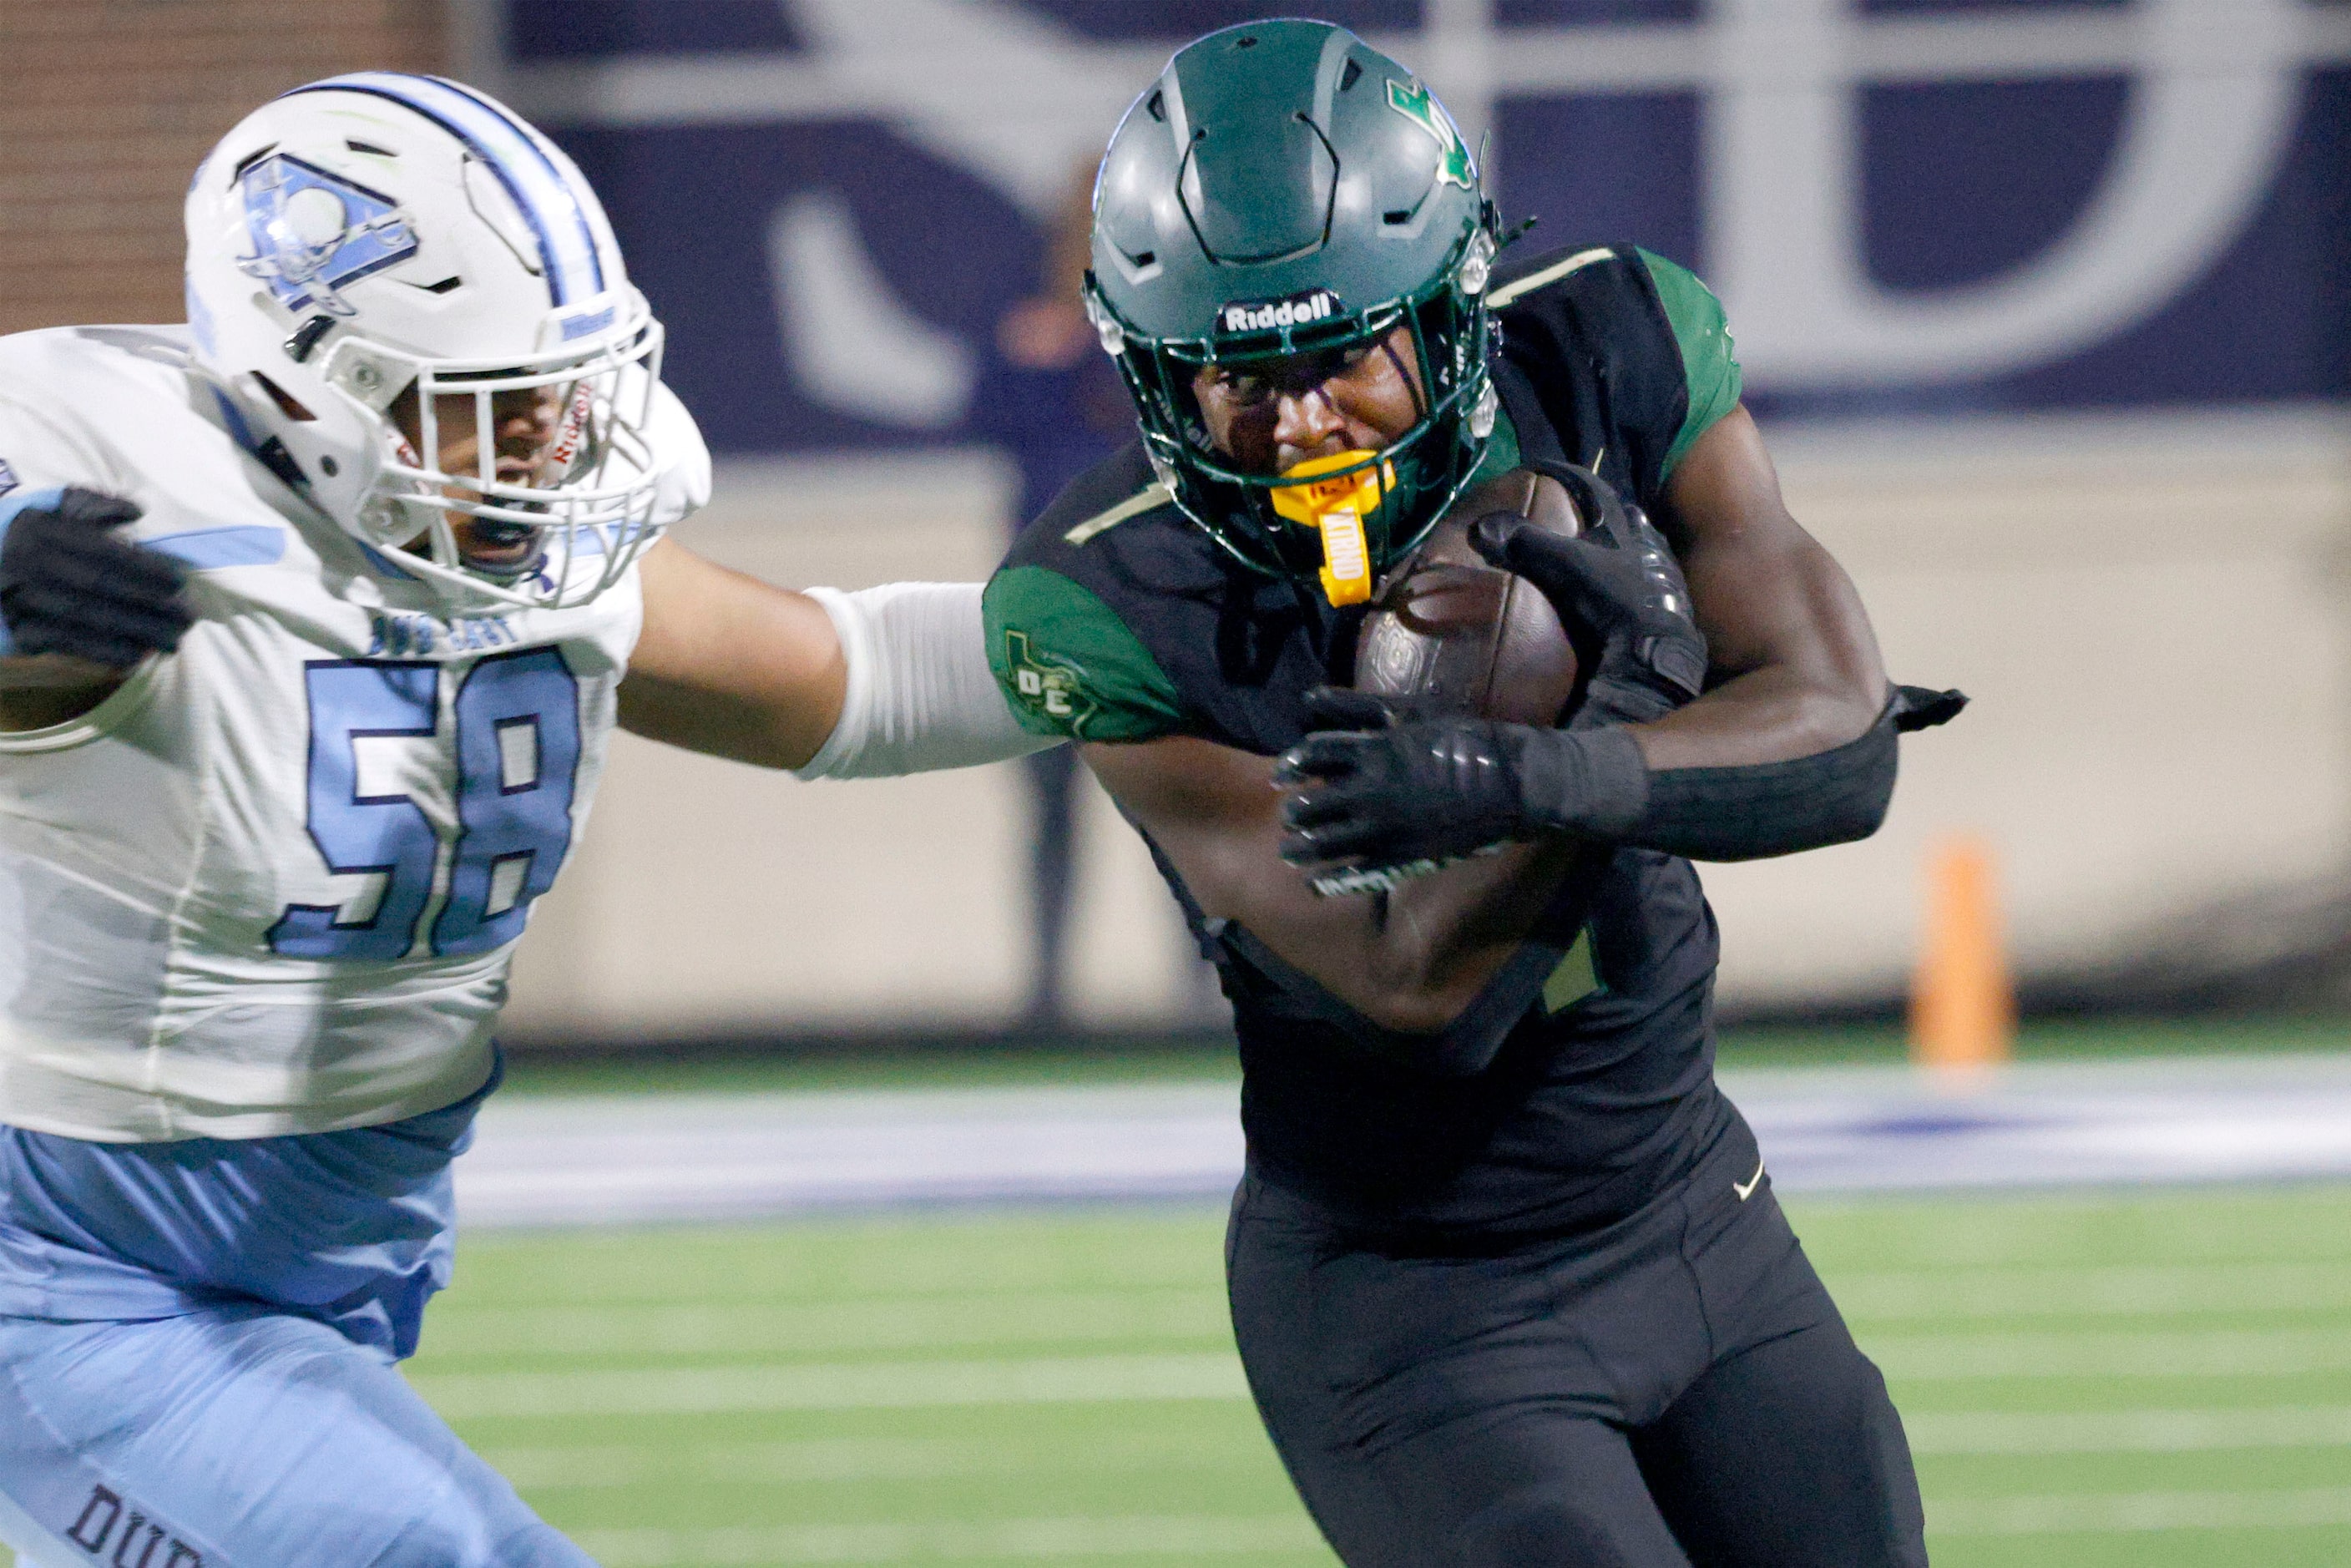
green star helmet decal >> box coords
[1003,629,1097,733]
[1386,78,1476,191]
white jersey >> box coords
[0,326,709,1142]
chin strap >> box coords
[209,389,312,495]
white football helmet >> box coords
[184,73,672,608]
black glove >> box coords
[1277,469,1701,875]
[1469,468,1706,727]
[1276,688,1647,873]
[0,488,191,666]
[1893,684,1967,732]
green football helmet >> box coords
[1086,18,1502,593]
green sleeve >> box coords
[1636,249,1743,480]
[983,564,1186,742]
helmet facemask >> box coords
[1092,214,1501,599]
[323,319,668,609]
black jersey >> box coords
[983,243,1747,1238]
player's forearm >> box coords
[1334,842,1583,1034]
[1216,856,1570,1038]
[1589,549,1898,858]
[1277,679,1915,875]
[1646,407,1889,771]
[1087,737,1570,1036]
[0,652,131,731]
[625,544,1054,775]
[1631,659,1881,772]
[1560,690,1904,863]
[1573,478,1898,857]
[615,663,835,768]
[620,539,847,768]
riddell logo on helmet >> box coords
[1218,289,1344,336]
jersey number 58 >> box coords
[267,649,580,962]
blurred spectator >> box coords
[968,169,1132,1029]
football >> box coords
[1352,468,1584,725]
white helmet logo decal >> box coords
[235,153,418,319]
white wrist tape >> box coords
[794,581,1058,780]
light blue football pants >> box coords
[0,1306,589,1567]
[0,1060,594,1566]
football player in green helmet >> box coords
[1083,28,1503,599]
[984,19,1952,1565]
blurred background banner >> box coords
[474,0,2351,1044]
[488,0,2351,449]
[3,1,2348,1042]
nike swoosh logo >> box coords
[1733,1158,1766,1201]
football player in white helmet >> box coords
[0,73,1044,1567]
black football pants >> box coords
[1226,1115,1929,1567]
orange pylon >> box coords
[1910,836,2015,1070]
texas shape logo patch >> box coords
[1004,629,1095,734]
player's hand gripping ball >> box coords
[1276,691,1533,885]
[1475,467,1705,728]
[1274,468,1580,889]
[0,488,192,668]
[1278,467,1706,881]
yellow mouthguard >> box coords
[1269,450,1393,607]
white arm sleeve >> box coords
[793,581,1059,780]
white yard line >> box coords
[485,1405,2351,1474]
[424,1292,1227,1357]
[414,1328,2351,1424]
[1928,1486,2351,1536]
[407,1352,1248,1421]
[454,1056,2351,1227]
[1727,1055,2351,1194]
[1908,1406,2351,1455]
[1871,1326,2351,1381]
[458,1084,1246,1227]
[1831,1260,2351,1319]
[480,1434,1165,1490]
[569,1516,1323,1567]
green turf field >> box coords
[375,1184,2351,1566]
[4,1179,2348,1565]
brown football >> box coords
[1353,468,1583,725]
